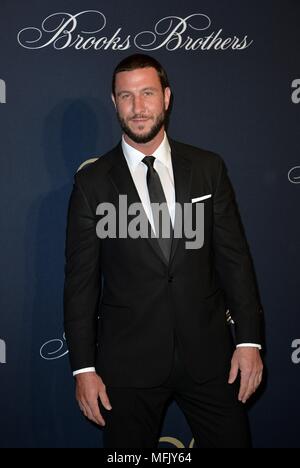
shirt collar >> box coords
[121,132,171,174]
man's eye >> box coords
[144,91,153,96]
[121,94,130,99]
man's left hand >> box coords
[228,347,263,403]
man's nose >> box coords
[132,95,146,114]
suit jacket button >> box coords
[168,276,174,283]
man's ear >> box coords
[164,87,171,111]
[111,93,116,110]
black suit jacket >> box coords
[64,139,262,387]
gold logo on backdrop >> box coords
[159,436,195,448]
[77,158,99,172]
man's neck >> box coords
[123,128,165,155]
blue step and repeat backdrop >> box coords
[0,0,299,448]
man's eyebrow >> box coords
[142,87,158,91]
[117,87,158,96]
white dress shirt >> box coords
[122,132,175,233]
[73,133,260,376]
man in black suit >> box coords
[64,54,263,448]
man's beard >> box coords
[117,110,166,144]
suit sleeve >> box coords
[64,173,102,372]
[213,157,263,344]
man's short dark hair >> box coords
[112,54,170,96]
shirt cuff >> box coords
[73,367,96,376]
[236,343,262,350]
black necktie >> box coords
[142,156,173,261]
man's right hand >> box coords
[75,372,112,426]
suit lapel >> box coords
[169,140,193,265]
[108,141,193,267]
[108,144,167,265]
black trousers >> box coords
[99,338,251,448]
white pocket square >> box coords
[191,194,212,203]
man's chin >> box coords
[127,132,154,144]
[124,126,157,144]
[120,115,165,144]
[129,125,151,139]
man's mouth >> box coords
[130,117,151,122]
